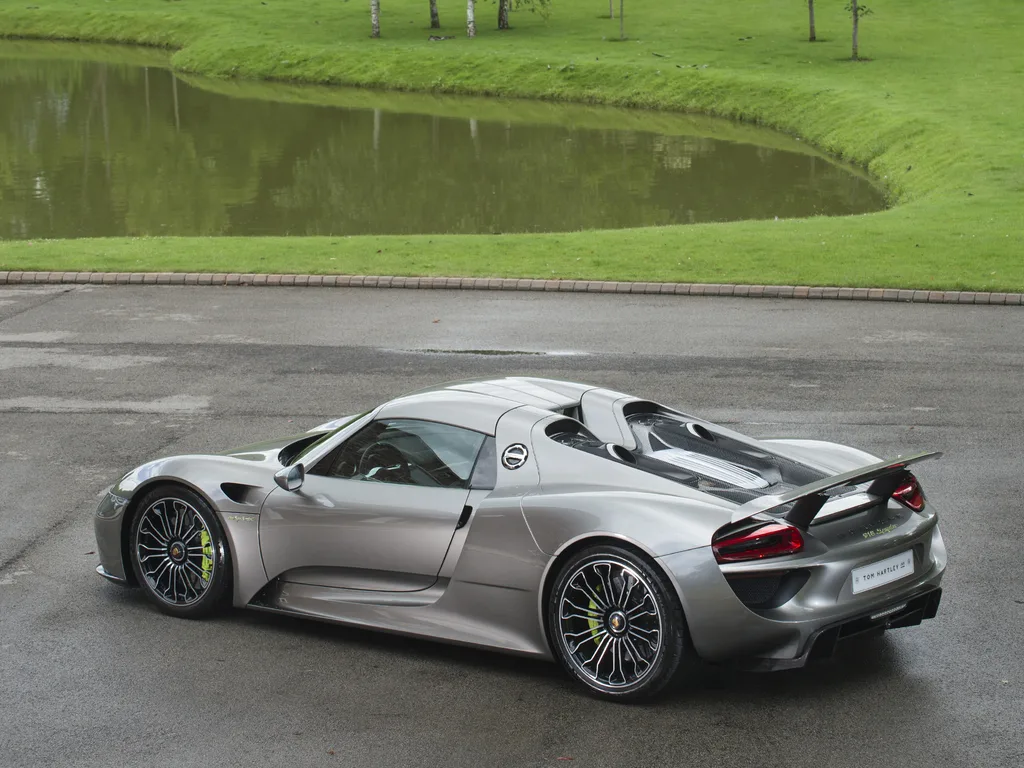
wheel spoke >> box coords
[582,633,613,678]
[180,568,199,601]
[155,505,173,541]
[595,564,615,607]
[564,627,603,640]
[172,501,187,536]
[562,599,601,616]
[183,559,209,583]
[626,596,656,618]
[618,570,635,607]
[151,556,173,584]
[141,525,168,546]
[623,636,652,676]
[569,573,607,610]
[569,629,608,655]
[627,626,660,652]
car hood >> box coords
[223,431,329,467]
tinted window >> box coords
[313,419,485,489]
[469,437,497,490]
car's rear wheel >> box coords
[548,544,687,700]
[129,484,231,618]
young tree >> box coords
[370,0,381,37]
[609,0,613,18]
[807,0,816,42]
[498,0,509,29]
[430,0,440,28]
[619,0,625,40]
[847,1,873,60]
[467,0,476,37]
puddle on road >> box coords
[0,395,210,413]
[0,347,166,371]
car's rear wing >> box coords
[731,451,942,528]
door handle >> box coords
[456,505,473,530]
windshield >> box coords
[291,411,371,465]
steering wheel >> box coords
[357,442,412,484]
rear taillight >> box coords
[713,523,804,563]
[892,474,925,511]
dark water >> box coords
[0,49,885,239]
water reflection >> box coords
[0,52,885,239]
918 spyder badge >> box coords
[501,443,529,470]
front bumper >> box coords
[94,488,132,584]
[95,563,129,585]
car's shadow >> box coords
[110,584,911,703]
[219,599,908,703]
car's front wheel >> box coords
[548,544,688,700]
[129,484,231,618]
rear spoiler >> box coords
[731,451,942,528]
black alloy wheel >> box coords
[129,484,232,618]
[549,544,688,700]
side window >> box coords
[469,436,496,490]
[312,419,486,489]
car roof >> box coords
[377,377,597,435]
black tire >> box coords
[128,484,232,619]
[548,544,688,701]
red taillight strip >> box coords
[713,523,805,564]
[892,474,926,512]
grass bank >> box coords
[0,0,1021,291]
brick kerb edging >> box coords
[0,271,1020,305]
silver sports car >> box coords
[95,377,946,699]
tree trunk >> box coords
[851,0,859,60]
[609,0,613,19]
[619,0,625,40]
[467,0,476,38]
[498,0,509,30]
[370,0,380,38]
[808,0,816,42]
[430,0,439,29]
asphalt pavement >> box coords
[0,284,1021,768]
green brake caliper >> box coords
[199,530,213,583]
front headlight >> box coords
[96,487,131,519]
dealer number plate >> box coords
[851,550,914,594]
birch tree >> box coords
[371,0,381,38]
[467,0,476,37]
[498,0,509,29]
[847,1,872,60]
[430,0,440,28]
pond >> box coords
[0,42,885,239]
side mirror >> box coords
[274,463,305,492]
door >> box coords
[259,418,487,592]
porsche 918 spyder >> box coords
[95,377,946,699]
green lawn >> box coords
[0,0,1021,291]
